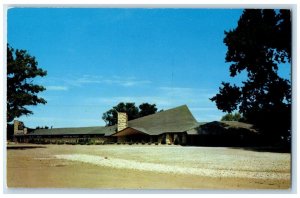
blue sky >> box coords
[7,8,290,128]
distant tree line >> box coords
[36,126,52,129]
[221,113,243,122]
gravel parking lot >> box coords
[6,144,291,189]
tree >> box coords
[7,44,47,123]
[138,103,157,117]
[221,112,242,121]
[102,102,158,126]
[210,9,291,139]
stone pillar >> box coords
[166,133,171,145]
[117,112,128,132]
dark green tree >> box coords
[138,103,157,117]
[210,9,291,139]
[102,102,139,126]
[7,44,47,123]
[102,102,158,126]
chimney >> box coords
[14,120,24,135]
[13,120,19,135]
[117,112,128,132]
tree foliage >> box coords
[221,112,242,122]
[138,103,158,117]
[102,102,158,126]
[7,44,47,123]
[210,9,291,138]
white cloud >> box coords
[46,86,68,91]
[87,96,172,107]
[65,75,151,87]
[161,87,188,95]
[84,86,220,119]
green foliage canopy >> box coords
[7,45,47,123]
[210,9,291,137]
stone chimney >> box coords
[117,112,128,132]
[14,120,25,135]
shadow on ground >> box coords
[7,145,46,150]
[230,146,291,153]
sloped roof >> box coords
[113,105,199,136]
[28,105,198,136]
[186,121,256,135]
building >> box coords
[13,105,258,146]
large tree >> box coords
[102,102,158,126]
[138,103,158,117]
[7,45,47,123]
[210,9,291,139]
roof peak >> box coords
[128,104,196,124]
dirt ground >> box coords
[6,144,291,189]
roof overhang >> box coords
[112,127,149,137]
